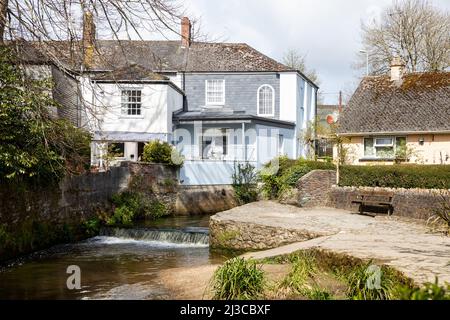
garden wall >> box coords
[327,186,449,220]
[284,169,448,220]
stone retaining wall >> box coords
[327,186,449,220]
[209,218,321,250]
[279,170,336,207]
[176,185,237,215]
[0,162,238,261]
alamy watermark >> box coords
[66,265,81,290]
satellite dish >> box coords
[326,114,334,124]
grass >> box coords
[212,257,265,300]
[212,249,448,300]
[258,249,415,300]
[342,261,398,300]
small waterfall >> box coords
[99,227,209,246]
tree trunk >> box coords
[0,0,8,44]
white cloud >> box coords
[179,0,449,104]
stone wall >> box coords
[209,218,319,251]
[0,166,130,228]
[175,185,237,215]
[0,162,238,261]
[328,186,449,220]
[280,170,336,208]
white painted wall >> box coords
[167,85,184,132]
[167,73,183,90]
[279,72,298,122]
[81,79,183,137]
[279,72,317,159]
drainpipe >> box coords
[242,122,246,162]
[314,87,318,161]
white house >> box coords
[18,15,319,185]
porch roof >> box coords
[173,111,295,128]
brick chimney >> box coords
[82,11,96,68]
[181,17,191,48]
[390,56,405,82]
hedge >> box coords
[339,165,450,189]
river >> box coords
[0,215,229,300]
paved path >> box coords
[222,201,450,285]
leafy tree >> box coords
[0,47,91,182]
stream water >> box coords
[0,215,229,300]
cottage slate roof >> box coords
[91,64,169,81]
[337,72,450,135]
[11,40,292,73]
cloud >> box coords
[182,0,449,104]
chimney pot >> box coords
[181,17,191,48]
[390,56,405,82]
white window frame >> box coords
[363,136,406,159]
[205,79,225,106]
[257,84,275,117]
[121,88,143,118]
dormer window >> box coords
[205,80,225,105]
[257,85,274,116]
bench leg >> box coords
[388,206,393,216]
[359,204,364,215]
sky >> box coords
[176,0,450,104]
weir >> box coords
[99,227,209,246]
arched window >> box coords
[257,85,275,116]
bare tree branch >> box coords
[357,0,449,75]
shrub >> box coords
[339,165,450,189]
[108,192,170,226]
[142,140,184,167]
[259,156,335,199]
[395,278,450,300]
[232,162,258,204]
[430,190,450,229]
[82,218,101,237]
[212,258,265,300]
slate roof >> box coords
[10,40,293,73]
[173,111,295,128]
[91,64,169,81]
[337,72,450,135]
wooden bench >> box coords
[351,193,394,217]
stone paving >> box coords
[214,201,450,285]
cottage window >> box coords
[257,85,275,116]
[108,142,125,158]
[363,136,406,158]
[200,129,228,159]
[205,80,225,105]
[121,89,142,116]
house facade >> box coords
[16,15,318,185]
[337,58,450,165]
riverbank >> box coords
[209,201,450,286]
